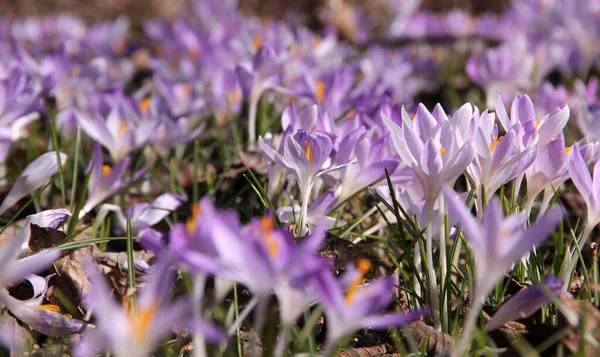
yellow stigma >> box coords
[489,135,503,153]
[179,83,193,98]
[566,146,573,153]
[439,147,446,156]
[140,98,152,114]
[347,108,356,118]
[253,35,263,50]
[102,165,112,176]
[131,301,159,343]
[36,304,62,313]
[409,113,415,120]
[117,120,130,139]
[316,80,325,104]
[260,216,279,258]
[535,119,541,131]
[186,203,201,236]
[344,258,371,304]
[305,141,313,164]
[227,88,241,105]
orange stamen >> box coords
[253,35,263,50]
[102,165,112,176]
[186,203,201,236]
[131,301,160,343]
[36,304,62,313]
[305,141,313,164]
[344,259,372,304]
[316,80,325,104]
[140,98,152,114]
[439,147,446,156]
[489,135,503,153]
[260,216,279,258]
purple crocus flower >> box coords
[74,256,224,357]
[0,288,93,337]
[76,102,158,162]
[80,144,145,218]
[94,192,184,239]
[562,143,600,282]
[466,39,534,109]
[444,189,562,304]
[486,276,565,331]
[237,45,286,146]
[383,104,475,207]
[334,127,399,204]
[444,187,563,355]
[569,143,600,231]
[468,110,535,204]
[259,129,355,236]
[313,260,428,355]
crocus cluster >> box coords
[1,0,600,356]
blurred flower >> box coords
[313,259,428,354]
[75,256,223,357]
[80,144,144,218]
[486,275,565,331]
[0,151,67,216]
[467,39,534,109]
[76,102,158,162]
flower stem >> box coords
[426,203,441,330]
[562,223,595,286]
[438,195,448,332]
[248,94,259,147]
[274,324,290,357]
[193,274,208,357]
[452,294,484,357]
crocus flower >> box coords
[0,151,67,216]
[569,143,600,230]
[259,129,355,236]
[80,144,145,218]
[444,187,563,355]
[383,104,475,207]
[0,285,93,336]
[237,45,286,146]
[76,103,158,162]
[334,127,399,204]
[466,39,534,109]
[312,260,428,355]
[445,189,562,304]
[486,276,565,331]
[469,116,535,204]
[562,143,600,282]
[94,192,184,237]
[74,256,223,357]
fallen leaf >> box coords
[28,224,67,252]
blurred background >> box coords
[0,0,508,24]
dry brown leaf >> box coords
[402,321,454,356]
[339,344,396,357]
[28,224,67,252]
